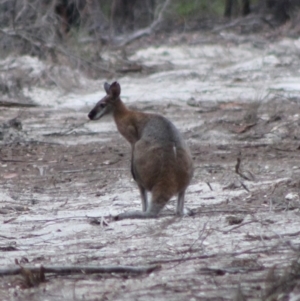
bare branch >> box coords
[116,0,172,47]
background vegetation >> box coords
[0,0,297,80]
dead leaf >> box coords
[3,173,18,179]
[233,123,256,133]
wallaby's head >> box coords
[88,81,121,120]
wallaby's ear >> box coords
[104,82,110,94]
[109,82,121,98]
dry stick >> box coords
[235,157,251,181]
[0,264,160,277]
[206,182,213,191]
[240,181,250,192]
[234,157,253,192]
[0,100,38,108]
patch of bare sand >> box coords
[1,34,300,300]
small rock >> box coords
[226,215,244,225]
[285,192,299,202]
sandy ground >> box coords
[1,32,300,300]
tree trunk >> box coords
[242,0,251,15]
[224,0,240,17]
[111,0,137,34]
[224,0,233,17]
[111,0,154,34]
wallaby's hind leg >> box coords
[114,202,163,220]
[177,190,193,216]
[176,191,185,216]
[138,184,147,211]
[114,187,169,220]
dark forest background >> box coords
[0,0,299,75]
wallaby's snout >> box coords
[88,100,107,120]
[88,109,96,120]
[88,82,121,121]
[88,81,193,220]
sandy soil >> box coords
[1,32,300,300]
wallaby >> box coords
[88,82,193,220]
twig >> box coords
[0,264,160,277]
[239,180,250,192]
[199,266,263,275]
[206,182,213,191]
[235,157,255,181]
[222,220,258,234]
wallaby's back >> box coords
[132,114,193,195]
[88,81,193,219]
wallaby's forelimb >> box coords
[138,185,148,211]
[176,191,185,216]
[115,190,191,220]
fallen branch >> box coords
[0,100,38,108]
[0,264,160,277]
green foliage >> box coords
[173,0,260,18]
[173,0,225,18]
[100,1,112,17]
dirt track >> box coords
[1,32,300,300]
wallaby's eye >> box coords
[100,103,106,108]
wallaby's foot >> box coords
[176,207,194,217]
[185,207,195,216]
[114,210,158,220]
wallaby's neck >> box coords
[112,98,130,118]
[112,98,147,145]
